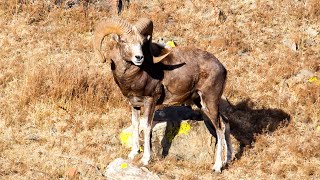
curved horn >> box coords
[93,17,133,63]
[134,18,170,63]
[134,18,153,36]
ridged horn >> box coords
[93,17,133,63]
[134,18,153,36]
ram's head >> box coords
[93,18,153,65]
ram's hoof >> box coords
[128,151,139,160]
[140,157,150,166]
[213,163,222,173]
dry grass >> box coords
[0,0,319,179]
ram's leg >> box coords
[224,120,233,164]
[140,97,156,165]
[128,106,141,160]
[199,91,226,173]
[212,121,225,173]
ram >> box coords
[93,17,232,172]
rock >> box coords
[284,68,315,87]
[304,39,316,47]
[105,158,160,180]
[65,167,78,178]
[119,106,216,164]
[151,119,215,163]
[282,38,298,52]
[279,68,316,104]
[306,27,318,38]
[96,0,128,14]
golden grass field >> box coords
[0,0,319,179]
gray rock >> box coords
[282,38,298,52]
[151,119,215,163]
[105,158,160,180]
[306,27,318,38]
[119,106,216,164]
[284,68,315,87]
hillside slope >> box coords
[0,0,319,179]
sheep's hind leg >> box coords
[212,125,225,173]
[128,106,141,160]
[199,91,227,173]
[224,120,233,164]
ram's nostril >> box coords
[135,55,144,60]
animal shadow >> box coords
[219,98,291,159]
[153,98,290,160]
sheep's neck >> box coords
[111,57,164,107]
[120,61,144,84]
[111,57,150,97]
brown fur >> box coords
[96,18,231,172]
[110,46,227,110]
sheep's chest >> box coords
[112,68,162,103]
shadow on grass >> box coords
[219,98,291,159]
[153,98,291,160]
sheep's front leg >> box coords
[128,106,141,160]
[140,97,156,165]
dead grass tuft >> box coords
[305,0,320,19]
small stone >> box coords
[285,69,315,87]
[65,167,77,178]
[105,158,160,179]
[306,27,318,38]
[282,38,298,52]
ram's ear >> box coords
[153,48,171,63]
[112,34,121,42]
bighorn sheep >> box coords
[93,17,232,172]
